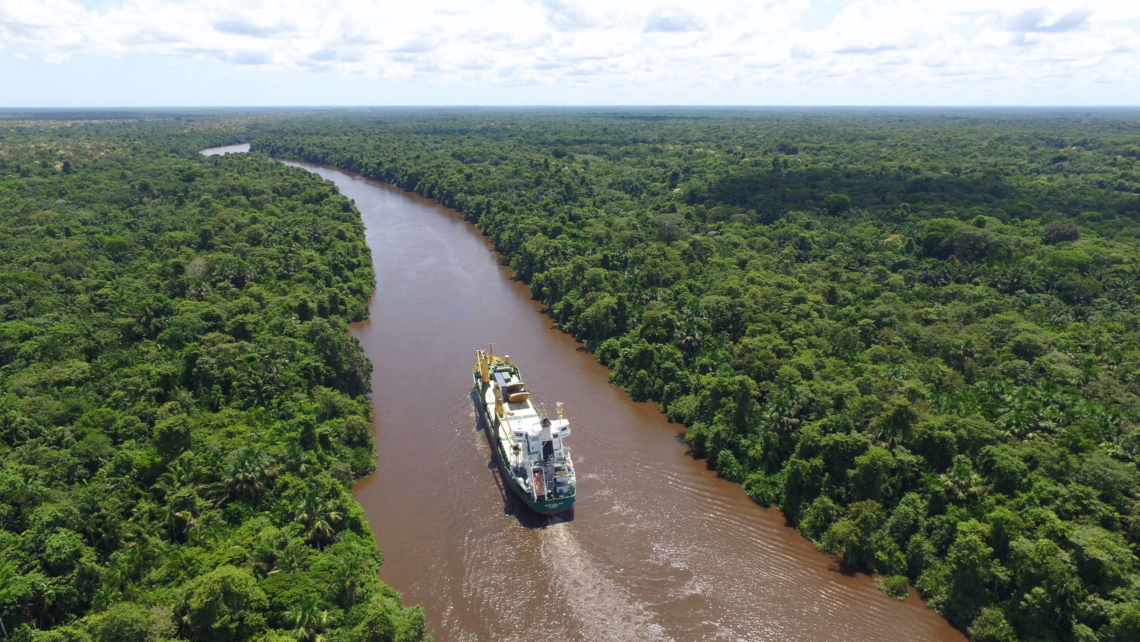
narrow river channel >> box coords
[202,144,967,642]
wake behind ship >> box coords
[473,347,576,515]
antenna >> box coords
[556,402,564,420]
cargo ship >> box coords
[473,346,576,515]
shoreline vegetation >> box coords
[0,120,426,641]
[4,108,1140,641]
[253,109,1140,642]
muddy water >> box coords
[257,154,966,642]
[199,143,250,156]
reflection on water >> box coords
[272,159,967,642]
[199,143,250,156]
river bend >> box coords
[201,144,967,642]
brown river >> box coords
[202,144,967,642]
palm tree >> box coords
[120,580,142,602]
[940,456,986,503]
[81,505,126,553]
[763,392,802,435]
[121,542,154,578]
[284,443,313,476]
[9,476,45,506]
[328,541,377,607]
[945,337,978,371]
[256,360,282,405]
[272,539,308,575]
[223,447,277,498]
[155,504,180,541]
[295,489,343,550]
[152,456,198,497]
[91,575,122,611]
[286,596,335,641]
[159,543,196,579]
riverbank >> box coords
[0,132,425,642]
[271,156,967,642]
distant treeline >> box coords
[253,109,1140,642]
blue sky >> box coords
[1,0,1138,107]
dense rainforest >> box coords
[0,120,427,642]
[250,109,1140,642]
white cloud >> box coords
[974,28,1014,48]
[1004,6,1091,33]
[542,0,600,31]
[0,0,1136,100]
[212,16,297,39]
[644,6,705,33]
[225,50,273,65]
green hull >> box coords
[474,373,576,516]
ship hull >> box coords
[473,374,575,516]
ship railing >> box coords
[537,461,576,499]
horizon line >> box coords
[3,105,1140,111]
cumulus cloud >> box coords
[1005,7,1092,33]
[226,50,273,65]
[834,43,900,54]
[212,16,295,38]
[644,6,704,33]
[0,0,1136,100]
[394,35,439,54]
[542,0,599,31]
[309,47,363,63]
